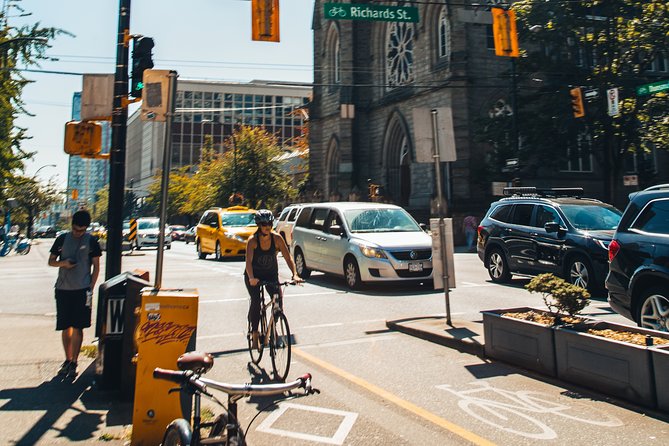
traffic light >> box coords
[252,0,280,42]
[491,8,519,58]
[130,37,154,98]
[570,87,585,118]
[64,121,103,157]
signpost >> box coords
[324,2,418,22]
[636,79,669,96]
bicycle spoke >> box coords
[270,312,291,382]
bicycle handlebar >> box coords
[258,280,298,287]
[153,369,318,397]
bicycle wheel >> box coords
[270,311,291,382]
[458,399,556,440]
[162,418,193,446]
[247,314,266,365]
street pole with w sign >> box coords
[324,2,418,22]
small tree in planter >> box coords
[525,273,590,322]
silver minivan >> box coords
[291,202,433,289]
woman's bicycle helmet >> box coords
[254,209,275,225]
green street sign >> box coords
[636,79,669,96]
[324,3,419,23]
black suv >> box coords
[606,184,669,331]
[477,187,622,291]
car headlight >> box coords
[594,238,610,250]
[224,232,245,243]
[359,244,387,259]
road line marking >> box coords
[299,335,397,349]
[289,291,344,297]
[198,332,242,340]
[200,298,247,303]
[301,322,344,329]
[293,348,497,446]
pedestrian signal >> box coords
[141,69,171,122]
[64,121,103,157]
[570,87,585,118]
[491,8,519,58]
[72,189,79,200]
[252,0,280,42]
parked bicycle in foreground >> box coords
[247,280,295,382]
[153,351,319,446]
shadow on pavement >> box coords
[305,273,435,296]
[0,363,131,445]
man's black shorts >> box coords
[55,288,91,330]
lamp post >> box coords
[26,164,56,237]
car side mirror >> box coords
[329,225,344,236]
[544,222,565,234]
[419,223,429,232]
[209,221,218,228]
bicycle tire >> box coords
[458,399,556,440]
[270,311,291,382]
[162,418,193,446]
[247,314,266,365]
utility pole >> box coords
[105,0,131,280]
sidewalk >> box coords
[386,316,485,357]
[0,312,130,445]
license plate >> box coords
[408,262,423,272]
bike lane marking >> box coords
[293,347,498,446]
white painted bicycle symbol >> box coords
[438,382,623,440]
[328,6,346,17]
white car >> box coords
[291,202,433,289]
[134,217,172,250]
[274,204,304,246]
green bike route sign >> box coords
[636,79,669,96]
[324,3,419,23]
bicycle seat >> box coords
[177,351,214,374]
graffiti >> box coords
[139,320,195,345]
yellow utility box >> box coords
[131,288,199,446]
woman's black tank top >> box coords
[251,233,279,280]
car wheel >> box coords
[344,257,362,290]
[294,248,311,279]
[566,256,593,291]
[486,248,511,283]
[215,242,222,261]
[197,241,206,259]
[166,243,171,250]
[135,241,141,251]
[637,287,669,332]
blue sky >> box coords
[14,0,314,187]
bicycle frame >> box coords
[259,284,283,348]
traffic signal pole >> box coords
[106,0,131,280]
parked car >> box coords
[196,206,256,260]
[606,184,669,331]
[34,225,56,238]
[134,217,172,250]
[291,202,433,289]
[477,187,622,292]
[184,226,196,244]
[275,204,304,246]
[169,225,187,241]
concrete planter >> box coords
[650,345,669,412]
[554,321,669,409]
[482,307,558,377]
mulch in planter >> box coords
[587,328,669,347]
[503,310,586,327]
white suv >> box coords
[274,204,303,246]
[134,217,172,250]
[291,202,433,289]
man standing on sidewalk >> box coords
[48,210,102,378]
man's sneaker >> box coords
[57,360,71,376]
[66,362,78,378]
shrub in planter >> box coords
[522,273,590,324]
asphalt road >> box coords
[3,238,668,445]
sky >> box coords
[13,0,315,188]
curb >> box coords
[385,316,485,357]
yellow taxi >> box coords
[196,206,257,260]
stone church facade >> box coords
[310,1,508,221]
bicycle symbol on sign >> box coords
[328,6,347,18]
[437,382,623,440]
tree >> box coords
[5,175,58,236]
[0,4,69,201]
[478,1,669,201]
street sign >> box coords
[623,175,638,187]
[324,3,419,22]
[607,88,619,117]
[413,107,457,163]
[636,79,669,96]
[584,89,599,99]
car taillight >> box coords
[477,225,483,235]
[608,239,620,262]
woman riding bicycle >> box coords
[245,209,301,350]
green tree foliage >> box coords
[0,3,69,200]
[479,1,669,197]
[5,175,59,236]
[91,186,109,225]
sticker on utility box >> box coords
[145,303,160,311]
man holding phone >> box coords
[48,210,102,378]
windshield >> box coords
[221,213,255,227]
[344,208,421,233]
[170,225,186,231]
[560,204,622,230]
[138,220,160,230]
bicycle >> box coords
[328,6,347,17]
[154,351,319,446]
[247,280,295,382]
[0,234,31,256]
